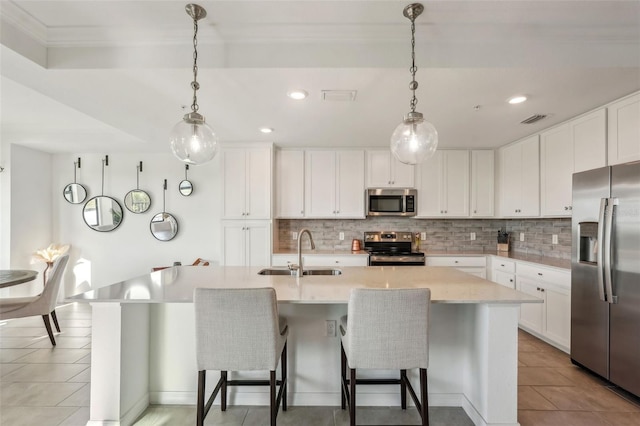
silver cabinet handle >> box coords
[603,198,618,304]
[538,272,543,276]
[509,279,514,282]
[597,198,607,302]
[540,288,545,293]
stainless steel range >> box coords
[364,231,426,266]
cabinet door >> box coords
[276,150,305,218]
[543,284,571,349]
[520,136,540,216]
[500,142,522,216]
[443,150,469,216]
[366,150,392,187]
[222,150,247,218]
[246,148,272,219]
[541,124,572,216]
[573,109,606,173]
[471,150,494,217]
[608,93,640,166]
[246,221,271,267]
[517,277,544,333]
[392,157,415,187]
[416,151,443,216]
[493,270,516,289]
[305,151,337,217]
[221,222,247,266]
[336,150,365,218]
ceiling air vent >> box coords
[520,114,548,125]
[321,90,357,102]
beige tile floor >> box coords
[1,303,639,425]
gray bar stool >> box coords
[194,287,288,426]
[340,288,431,426]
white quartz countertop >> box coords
[67,266,541,305]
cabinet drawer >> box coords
[517,263,570,287]
[304,255,369,267]
[272,255,296,267]
[426,256,487,268]
[493,258,516,273]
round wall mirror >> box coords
[83,196,124,232]
[150,212,178,241]
[179,180,193,196]
[124,189,151,214]
[63,183,87,204]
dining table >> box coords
[0,270,38,289]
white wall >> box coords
[52,152,222,299]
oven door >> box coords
[369,255,426,266]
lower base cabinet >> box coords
[271,254,368,267]
[426,256,486,278]
[222,221,271,267]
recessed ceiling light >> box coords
[508,95,528,104]
[260,127,274,134]
[287,90,308,100]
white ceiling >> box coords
[1,0,639,154]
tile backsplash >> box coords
[276,217,571,259]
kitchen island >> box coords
[69,265,539,426]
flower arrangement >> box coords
[33,243,70,265]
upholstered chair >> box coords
[194,287,288,426]
[0,255,69,346]
[340,288,431,426]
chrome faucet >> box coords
[292,228,315,277]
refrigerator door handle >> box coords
[603,197,618,304]
[597,198,607,302]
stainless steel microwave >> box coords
[366,188,417,217]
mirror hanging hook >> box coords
[136,161,144,189]
[73,157,82,183]
[185,164,189,180]
[163,179,167,213]
[101,155,109,196]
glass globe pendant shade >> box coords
[390,111,438,165]
[170,112,218,165]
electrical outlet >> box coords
[339,232,344,241]
[470,232,476,241]
[520,232,525,242]
[552,234,558,245]
[421,232,427,240]
[325,320,336,337]
[292,232,297,240]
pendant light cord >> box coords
[191,17,200,113]
[409,16,418,113]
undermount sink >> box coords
[257,268,342,276]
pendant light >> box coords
[390,3,438,165]
[170,4,218,165]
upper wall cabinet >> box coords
[305,150,365,219]
[540,109,606,216]
[222,146,272,220]
[499,135,540,217]
[275,150,304,218]
[366,150,415,188]
[470,150,495,217]
[416,150,469,217]
[608,92,640,166]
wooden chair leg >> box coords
[401,369,407,409]
[42,314,56,346]
[282,341,288,411]
[221,371,227,411]
[349,367,356,426]
[51,310,61,332]
[270,370,277,426]
[420,368,429,426]
[197,370,206,426]
[340,343,346,409]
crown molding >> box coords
[0,1,47,45]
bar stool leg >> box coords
[270,370,277,426]
[401,369,407,409]
[282,342,288,411]
[420,368,429,426]
[197,370,206,426]
[221,371,227,411]
[349,368,356,426]
[340,342,347,409]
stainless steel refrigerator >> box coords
[571,162,640,397]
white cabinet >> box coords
[540,109,606,216]
[426,256,486,278]
[222,220,271,267]
[275,150,305,218]
[470,150,494,217]
[222,147,272,219]
[540,123,573,216]
[366,150,415,188]
[416,150,469,217]
[515,262,571,352]
[499,135,540,217]
[490,258,516,289]
[305,150,365,218]
[608,92,640,165]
